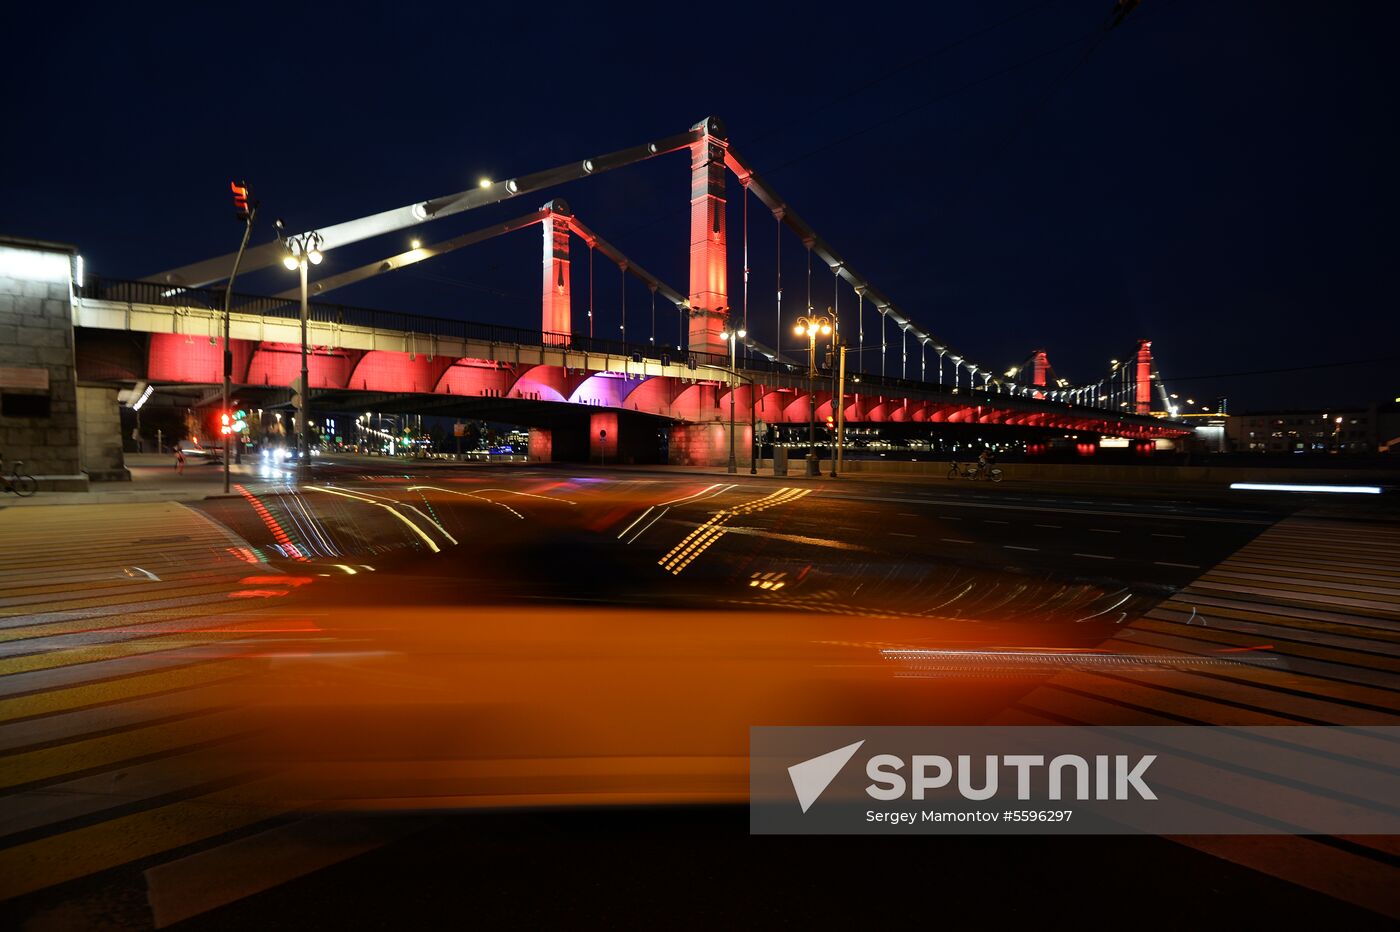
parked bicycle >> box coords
[1,457,37,497]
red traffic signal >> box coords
[220,411,232,434]
[231,181,252,221]
[825,415,835,428]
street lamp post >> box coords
[221,194,258,493]
[794,312,832,477]
[701,363,760,476]
[720,327,746,474]
[277,225,324,481]
[829,328,847,478]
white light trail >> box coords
[1229,483,1381,495]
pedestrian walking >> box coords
[174,446,186,475]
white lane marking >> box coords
[616,483,732,539]
[348,488,460,544]
[890,532,916,538]
[941,538,974,544]
[940,516,963,521]
[1073,553,1114,560]
[897,513,920,517]
[1074,592,1133,623]
[821,493,1267,526]
[1152,533,1186,539]
[1034,524,1061,529]
[1089,528,1120,534]
[1154,561,1201,569]
[983,520,1009,525]
[1004,545,1038,552]
[308,486,444,550]
[625,507,670,544]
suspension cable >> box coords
[881,310,887,379]
[832,263,839,339]
[619,262,626,344]
[857,291,864,374]
[588,244,594,340]
[742,183,749,364]
[775,211,782,358]
[805,241,812,316]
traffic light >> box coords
[231,181,252,221]
[220,412,233,435]
[825,415,835,430]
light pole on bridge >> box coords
[827,319,847,478]
[719,328,746,474]
[794,312,831,478]
[277,224,324,480]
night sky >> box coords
[5,1,1397,411]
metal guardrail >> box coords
[77,277,1169,426]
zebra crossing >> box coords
[994,513,1400,917]
[0,503,292,910]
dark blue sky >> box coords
[5,1,1396,410]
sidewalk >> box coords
[1,458,258,508]
[0,453,516,508]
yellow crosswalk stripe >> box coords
[0,660,252,724]
[0,781,283,901]
[0,710,248,792]
[0,629,259,678]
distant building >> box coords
[1225,401,1400,454]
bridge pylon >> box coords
[541,199,572,345]
[687,116,729,356]
[1135,338,1152,415]
[1030,349,1050,400]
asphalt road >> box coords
[1,462,1394,927]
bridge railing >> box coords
[80,276,733,366]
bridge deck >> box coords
[73,279,1185,437]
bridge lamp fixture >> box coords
[410,239,422,250]
[793,321,831,337]
[281,248,323,269]
[1004,366,1018,378]
[478,178,493,189]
